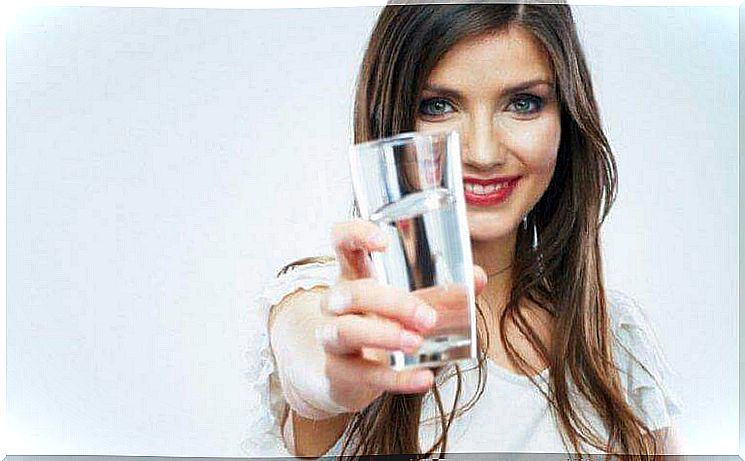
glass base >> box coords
[389,334,473,370]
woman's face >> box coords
[415,25,561,242]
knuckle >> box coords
[393,287,416,312]
[380,317,403,339]
[338,316,367,349]
[368,279,398,304]
[333,321,351,349]
[403,294,422,318]
[323,282,354,315]
[353,278,376,299]
[392,372,409,390]
[367,323,395,349]
[347,278,376,304]
[374,284,398,306]
[316,320,340,348]
[380,309,406,332]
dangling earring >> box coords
[522,212,539,252]
[531,218,539,252]
[524,211,545,278]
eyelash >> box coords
[417,94,546,119]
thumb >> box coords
[473,264,487,296]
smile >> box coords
[462,175,521,207]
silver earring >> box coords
[524,211,545,278]
[532,218,539,252]
[522,213,539,252]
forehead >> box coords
[425,25,555,91]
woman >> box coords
[244,2,683,459]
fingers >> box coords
[320,279,438,333]
[326,353,435,396]
[331,219,387,280]
[315,315,424,356]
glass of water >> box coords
[348,130,476,370]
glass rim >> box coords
[349,129,457,153]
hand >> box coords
[313,218,487,414]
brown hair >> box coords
[280,2,660,459]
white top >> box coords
[240,260,683,457]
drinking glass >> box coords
[348,130,476,370]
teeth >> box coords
[465,181,508,195]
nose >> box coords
[460,110,507,171]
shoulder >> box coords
[606,289,661,350]
[605,289,684,431]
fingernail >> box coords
[315,324,338,345]
[368,232,386,247]
[400,330,423,350]
[413,372,432,388]
[327,286,352,313]
[414,303,438,329]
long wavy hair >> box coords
[279,2,660,459]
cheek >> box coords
[503,116,560,176]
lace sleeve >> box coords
[608,290,684,432]
[240,260,339,457]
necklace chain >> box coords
[486,264,512,278]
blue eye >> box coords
[418,98,455,117]
[509,94,544,115]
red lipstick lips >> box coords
[462,175,521,207]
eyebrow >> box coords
[422,79,555,99]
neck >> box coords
[471,229,518,316]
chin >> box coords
[466,217,518,243]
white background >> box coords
[5,3,739,457]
